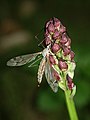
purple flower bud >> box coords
[45,19,53,28]
[60,25,66,33]
[53,17,60,28]
[48,23,55,33]
[44,37,51,46]
[59,60,68,70]
[49,55,56,65]
[65,38,71,47]
[44,29,49,37]
[60,33,68,44]
[70,51,75,60]
[52,70,60,81]
[53,30,60,39]
[52,43,60,53]
[63,47,71,56]
[66,75,74,90]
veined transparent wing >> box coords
[7,52,42,66]
[45,60,58,93]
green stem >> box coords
[65,90,78,120]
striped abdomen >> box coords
[38,58,46,84]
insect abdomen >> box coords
[38,58,46,84]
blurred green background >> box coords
[0,0,90,120]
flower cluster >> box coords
[44,17,76,95]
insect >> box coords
[7,44,59,92]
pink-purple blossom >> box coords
[43,17,76,91]
[52,43,60,53]
[59,60,68,70]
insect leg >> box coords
[28,56,42,67]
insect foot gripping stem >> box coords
[43,17,76,97]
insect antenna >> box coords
[35,28,45,48]
[37,39,45,48]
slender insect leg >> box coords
[28,57,42,67]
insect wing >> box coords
[45,61,58,93]
[7,52,42,66]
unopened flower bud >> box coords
[66,75,74,90]
[45,19,53,28]
[44,37,51,46]
[52,43,60,53]
[48,23,55,33]
[53,30,60,39]
[60,33,68,44]
[59,60,68,70]
[60,25,66,33]
[63,47,71,56]
[49,55,56,65]
[70,51,75,60]
[44,29,49,37]
[52,70,60,81]
[65,38,71,47]
[53,17,60,28]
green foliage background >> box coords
[0,0,90,120]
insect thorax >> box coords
[42,45,50,57]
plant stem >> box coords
[65,90,78,120]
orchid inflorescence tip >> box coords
[43,17,76,96]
